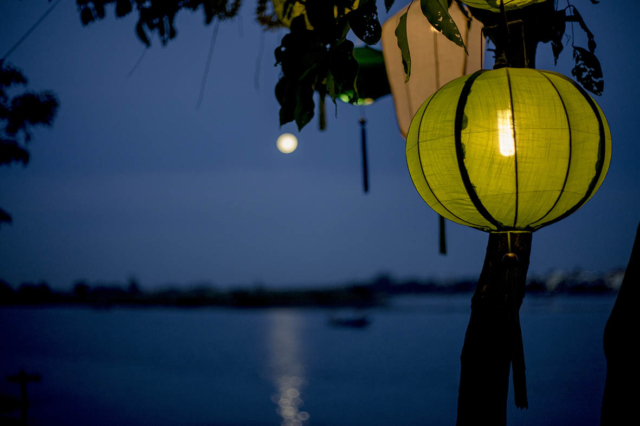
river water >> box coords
[0,295,616,426]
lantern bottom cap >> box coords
[489,230,533,234]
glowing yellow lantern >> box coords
[407,68,611,232]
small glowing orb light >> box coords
[277,133,298,154]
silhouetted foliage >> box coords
[71,0,604,131]
[561,4,603,95]
[256,0,284,29]
[572,45,603,95]
[73,280,90,300]
[76,0,242,46]
[0,269,620,308]
[0,279,15,303]
[468,1,603,95]
[16,281,55,304]
[0,61,59,226]
[127,275,141,295]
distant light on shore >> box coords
[277,133,298,154]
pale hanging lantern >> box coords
[381,1,485,253]
[381,1,485,138]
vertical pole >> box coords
[456,232,532,426]
[20,377,28,426]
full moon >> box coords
[276,133,298,154]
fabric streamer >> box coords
[359,117,369,193]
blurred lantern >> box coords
[339,47,391,106]
[338,46,391,193]
[460,0,547,12]
[381,1,484,253]
[406,67,611,406]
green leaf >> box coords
[326,72,336,102]
[305,0,335,33]
[395,9,411,82]
[0,139,29,166]
[385,0,396,13]
[116,0,133,18]
[136,20,151,46]
[572,46,604,95]
[348,0,382,45]
[420,0,467,54]
[328,39,359,100]
[275,77,295,126]
[294,68,317,130]
[0,207,12,225]
[550,10,566,65]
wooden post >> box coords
[7,369,41,426]
[456,232,532,426]
[600,222,640,425]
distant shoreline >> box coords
[0,273,621,309]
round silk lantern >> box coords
[460,0,546,11]
[406,68,611,233]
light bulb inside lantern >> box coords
[277,133,298,154]
[498,109,515,156]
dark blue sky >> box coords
[1,1,638,289]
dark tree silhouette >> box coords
[0,60,58,226]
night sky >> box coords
[1,1,638,290]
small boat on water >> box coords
[328,314,371,329]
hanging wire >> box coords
[480,28,485,70]
[196,19,221,109]
[237,14,244,38]
[494,0,512,68]
[2,0,64,61]
[127,48,148,78]
[254,30,266,90]
[566,0,576,48]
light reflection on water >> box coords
[267,310,310,426]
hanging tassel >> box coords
[319,95,327,131]
[359,117,369,193]
[503,236,528,410]
[439,215,447,255]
